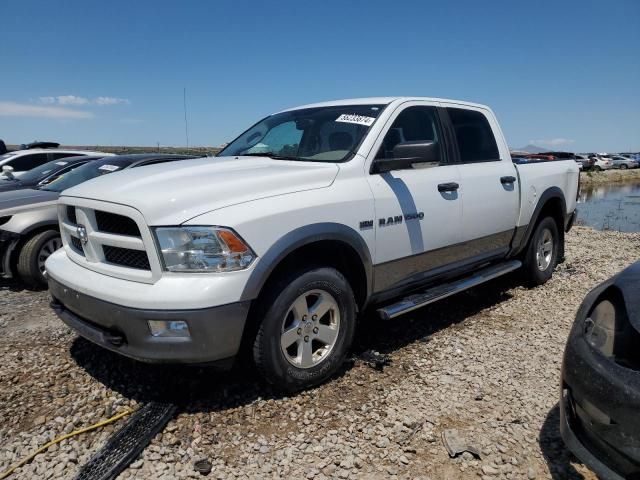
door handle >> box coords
[500,176,517,184]
[437,182,459,192]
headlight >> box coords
[584,299,618,357]
[584,294,638,367]
[154,226,255,272]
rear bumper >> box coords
[49,277,250,365]
[560,316,640,479]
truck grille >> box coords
[103,245,150,270]
[70,236,84,255]
[58,200,161,283]
[67,206,77,224]
[95,210,141,237]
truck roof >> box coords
[279,97,491,112]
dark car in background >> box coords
[574,154,595,171]
[0,154,196,287]
[560,261,640,479]
[0,156,104,193]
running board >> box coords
[377,260,522,320]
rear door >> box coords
[366,101,463,293]
[443,105,519,258]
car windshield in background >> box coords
[12,159,74,183]
[42,158,133,192]
[217,104,386,162]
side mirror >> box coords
[373,141,439,174]
[1,165,14,179]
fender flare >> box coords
[510,186,567,256]
[240,223,373,302]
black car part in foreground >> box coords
[560,261,640,480]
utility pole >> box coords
[183,87,190,153]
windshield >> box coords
[42,158,133,192]
[12,159,78,183]
[217,104,386,162]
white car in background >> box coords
[591,155,613,171]
[0,149,113,177]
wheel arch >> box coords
[511,187,567,258]
[8,222,60,275]
[241,223,373,310]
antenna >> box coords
[183,87,190,152]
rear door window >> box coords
[447,108,500,163]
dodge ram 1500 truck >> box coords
[46,97,579,391]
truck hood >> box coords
[0,188,59,216]
[61,156,340,225]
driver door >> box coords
[366,101,463,293]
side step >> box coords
[377,260,522,320]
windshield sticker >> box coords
[98,164,120,172]
[336,114,376,126]
[55,161,68,166]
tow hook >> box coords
[104,332,125,347]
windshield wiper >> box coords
[241,152,303,161]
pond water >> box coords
[576,182,640,232]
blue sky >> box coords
[1,0,638,152]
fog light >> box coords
[147,320,190,338]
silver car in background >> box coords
[610,155,639,169]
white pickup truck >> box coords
[46,97,579,391]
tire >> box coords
[16,230,62,288]
[521,217,559,287]
[252,267,357,392]
[593,165,602,172]
[620,164,628,170]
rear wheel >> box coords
[620,164,628,170]
[17,230,62,288]
[593,165,602,172]
[252,267,356,392]
[521,217,559,287]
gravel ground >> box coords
[1,226,639,480]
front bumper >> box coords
[560,316,640,478]
[49,277,250,365]
[0,230,20,278]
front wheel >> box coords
[521,217,559,287]
[16,230,62,288]
[252,267,357,392]
[620,164,628,170]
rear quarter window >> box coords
[447,108,500,163]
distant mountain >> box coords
[516,144,547,154]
